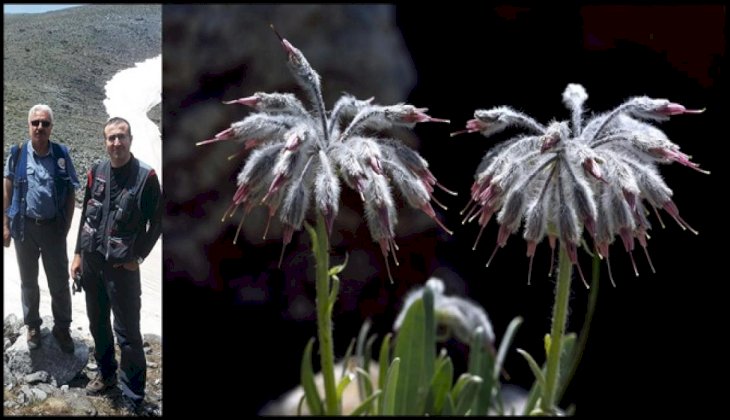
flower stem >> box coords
[540,244,573,413]
[557,252,600,402]
[313,212,339,415]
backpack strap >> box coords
[10,142,24,176]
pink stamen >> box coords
[627,250,639,277]
[650,148,710,174]
[651,205,666,229]
[497,225,511,247]
[659,102,705,116]
[431,194,448,211]
[619,227,635,252]
[472,224,487,251]
[262,173,287,203]
[526,241,538,286]
[421,203,453,235]
[196,127,236,146]
[221,202,237,222]
[379,239,394,283]
[605,256,616,287]
[663,201,699,235]
[640,240,656,274]
[435,181,458,196]
[222,95,260,107]
[233,213,247,245]
[232,184,249,205]
[486,243,500,268]
[262,205,276,240]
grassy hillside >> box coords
[3,4,160,199]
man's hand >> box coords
[70,254,82,279]
[70,254,83,294]
[3,224,10,248]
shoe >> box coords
[52,326,74,354]
[86,371,118,394]
[27,326,41,350]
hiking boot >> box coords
[27,326,41,350]
[86,371,118,394]
[52,326,74,354]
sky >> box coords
[3,4,82,14]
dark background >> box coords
[163,5,726,416]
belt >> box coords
[25,216,56,225]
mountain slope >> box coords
[3,5,161,189]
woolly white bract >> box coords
[454,84,707,286]
[199,32,453,279]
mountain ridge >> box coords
[3,4,161,197]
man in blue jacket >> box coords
[3,104,79,353]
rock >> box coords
[30,387,48,402]
[67,396,97,416]
[24,370,50,384]
[4,364,16,389]
[3,314,21,338]
[18,384,33,405]
[7,326,89,385]
[36,383,56,395]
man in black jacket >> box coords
[70,117,162,408]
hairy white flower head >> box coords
[199,30,454,280]
[454,84,708,287]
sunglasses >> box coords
[30,120,52,128]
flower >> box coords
[454,84,708,286]
[198,29,453,280]
[394,277,495,346]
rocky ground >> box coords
[3,314,162,416]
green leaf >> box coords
[441,393,455,415]
[393,286,436,414]
[355,367,374,401]
[521,333,578,415]
[300,338,323,415]
[364,335,377,374]
[328,251,349,277]
[451,373,475,402]
[382,357,401,416]
[327,276,340,315]
[424,355,454,415]
[355,319,372,402]
[495,316,523,382]
[556,333,577,401]
[453,374,483,415]
[336,370,355,402]
[517,348,546,390]
[304,221,318,259]
[297,394,306,416]
[522,382,541,416]
[341,338,356,380]
[349,390,382,417]
[377,333,392,415]
[467,327,495,416]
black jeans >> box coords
[81,251,145,401]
